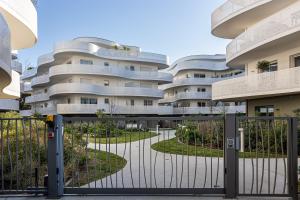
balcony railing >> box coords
[173,105,245,115]
[212,67,300,100]
[227,2,300,63]
[212,0,262,30]
[159,92,212,103]
[56,104,173,115]
[49,64,172,82]
[25,93,49,103]
[31,73,49,86]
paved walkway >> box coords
[85,130,291,195]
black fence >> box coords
[0,115,298,199]
[0,117,47,195]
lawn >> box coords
[65,149,127,187]
[151,138,285,158]
[84,131,158,144]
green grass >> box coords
[151,138,286,158]
[84,131,158,144]
[65,149,127,186]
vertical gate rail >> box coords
[0,117,47,195]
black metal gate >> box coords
[236,116,298,199]
[62,116,225,195]
[0,115,298,199]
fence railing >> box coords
[0,117,47,194]
[0,115,297,199]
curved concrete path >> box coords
[85,129,292,195]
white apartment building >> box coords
[159,55,245,115]
[211,0,300,117]
[0,0,37,110]
[22,37,173,116]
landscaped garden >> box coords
[152,120,289,158]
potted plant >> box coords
[257,60,270,73]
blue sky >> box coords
[18,0,228,68]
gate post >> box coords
[224,114,238,198]
[288,117,298,200]
[47,115,64,198]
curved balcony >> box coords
[21,67,36,80]
[173,105,245,115]
[159,92,211,104]
[211,0,295,38]
[57,104,173,115]
[212,67,300,101]
[25,93,49,103]
[2,70,20,98]
[160,73,244,91]
[0,99,19,110]
[48,83,164,99]
[227,2,300,66]
[11,60,22,73]
[31,74,49,87]
[49,64,172,83]
[37,40,169,69]
[21,82,32,93]
[0,14,12,97]
[0,0,37,49]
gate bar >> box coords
[288,118,298,200]
[224,114,238,198]
[47,115,64,198]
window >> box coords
[197,88,206,92]
[291,54,300,68]
[180,101,190,107]
[81,97,97,104]
[258,61,278,73]
[194,73,205,78]
[197,102,206,107]
[104,98,110,104]
[255,105,274,117]
[80,59,93,65]
[67,98,71,104]
[144,100,153,106]
[295,56,300,67]
[44,103,48,108]
[130,66,135,71]
[186,74,190,78]
[104,62,109,66]
[104,80,109,86]
[44,88,48,93]
[130,99,134,106]
[184,88,189,93]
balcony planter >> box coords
[257,60,270,73]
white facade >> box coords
[0,0,37,110]
[159,55,246,115]
[23,37,173,116]
[211,0,300,117]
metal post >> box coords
[224,114,238,198]
[288,117,298,200]
[47,115,64,198]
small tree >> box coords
[257,60,270,73]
